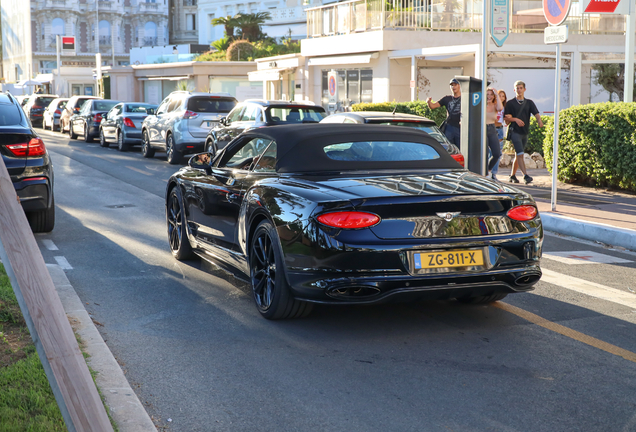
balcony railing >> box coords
[142,36,158,46]
[99,35,112,46]
[139,2,160,12]
[306,0,628,37]
[183,0,197,6]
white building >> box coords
[1,0,169,97]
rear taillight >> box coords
[507,205,538,221]
[93,113,103,122]
[183,110,198,119]
[451,154,464,167]
[123,117,136,128]
[32,104,42,109]
[316,211,380,229]
[6,138,46,157]
[55,109,61,115]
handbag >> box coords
[504,125,512,141]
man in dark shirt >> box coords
[504,80,544,184]
[427,78,461,148]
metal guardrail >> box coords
[0,159,113,431]
[306,0,627,37]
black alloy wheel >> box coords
[117,130,129,152]
[166,134,182,165]
[69,121,78,139]
[250,220,313,320]
[84,122,93,142]
[167,187,195,260]
[99,128,109,147]
[141,130,155,158]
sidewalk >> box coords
[511,168,636,251]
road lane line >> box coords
[54,256,73,270]
[493,302,636,364]
[125,165,152,176]
[541,268,636,309]
[41,239,59,250]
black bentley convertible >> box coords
[165,124,543,319]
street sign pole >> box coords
[625,7,635,102]
[551,42,561,211]
[481,0,490,176]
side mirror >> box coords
[189,152,214,173]
[219,116,227,126]
[102,113,108,120]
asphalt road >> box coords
[35,128,636,432]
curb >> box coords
[47,264,157,432]
[540,212,636,252]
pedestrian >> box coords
[504,81,543,184]
[35,87,43,94]
[491,89,507,179]
[485,87,503,180]
[426,78,461,148]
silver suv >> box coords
[140,91,237,164]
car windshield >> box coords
[94,101,119,111]
[125,104,156,114]
[371,121,451,145]
[266,107,326,124]
[324,141,441,162]
[186,97,236,113]
[0,104,22,125]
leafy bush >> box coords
[194,50,230,62]
[211,36,231,52]
[542,102,636,190]
[352,101,447,126]
[226,39,254,61]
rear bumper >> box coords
[15,179,52,212]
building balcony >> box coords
[183,0,197,6]
[138,2,164,13]
[268,6,308,24]
[44,0,67,8]
[142,36,158,46]
[306,0,627,38]
[99,35,112,46]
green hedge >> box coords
[543,102,636,191]
[353,101,550,156]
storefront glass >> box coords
[321,68,373,109]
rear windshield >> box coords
[267,107,326,124]
[186,97,236,113]
[0,103,23,126]
[34,97,56,107]
[370,120,450,145]
[125,104,156,114]
[58,101,68,109]
[94,101,119,111]
[324,141,441,162]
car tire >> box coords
[84,123,93,143]
[249,220,313,320]
[117,130,130,152]
[141,130,155,158]
[166,134,182,165]
[27,195,55,233]
[69,122,78,139]
[167,187,195,261]
[99,128,109,147]
[456,292,508,304]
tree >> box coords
[235,12,272,42]
[211,15,240,39]
[591,63,636,102]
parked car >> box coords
[140,91,237,164]
[205,100,327,152]
[16,95,31,108]
[0,92,55,232]
[59,95,101,134]
[68,99,120,142]
[320,111,465,166]
[23,94,59,127]
[165,124,543,320]
[42,97,69,131]
[99,102,157,151]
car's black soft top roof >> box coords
[239,124,461,173]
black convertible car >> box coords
[166,124,543,319]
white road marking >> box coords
[41,239,59,251]
[543,251,632,265]
[54,256,73,270]
[541,268,636,309]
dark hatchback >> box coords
[205,100,326,152]
[69,99,120,142]
[23,94,58,127]
[99,102,157,151]
[0,92,55,232]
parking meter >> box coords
[455,76,485,175]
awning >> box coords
[248,67,295,82]
[307,52,379,67]
[138,75,193,81]
[34,73,53,84]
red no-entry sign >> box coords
[543,0,572,26]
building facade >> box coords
[1,0,169,96]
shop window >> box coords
[186,14,196,31]
[322,68,372,109]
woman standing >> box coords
[485,87,504,180]
[491,90,507,179]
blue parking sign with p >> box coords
[472,92,481,106]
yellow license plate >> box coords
[414,250,484,269]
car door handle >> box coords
[227,193,239,202]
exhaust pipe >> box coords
[514,273,541,286]
[327,286,381,299]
